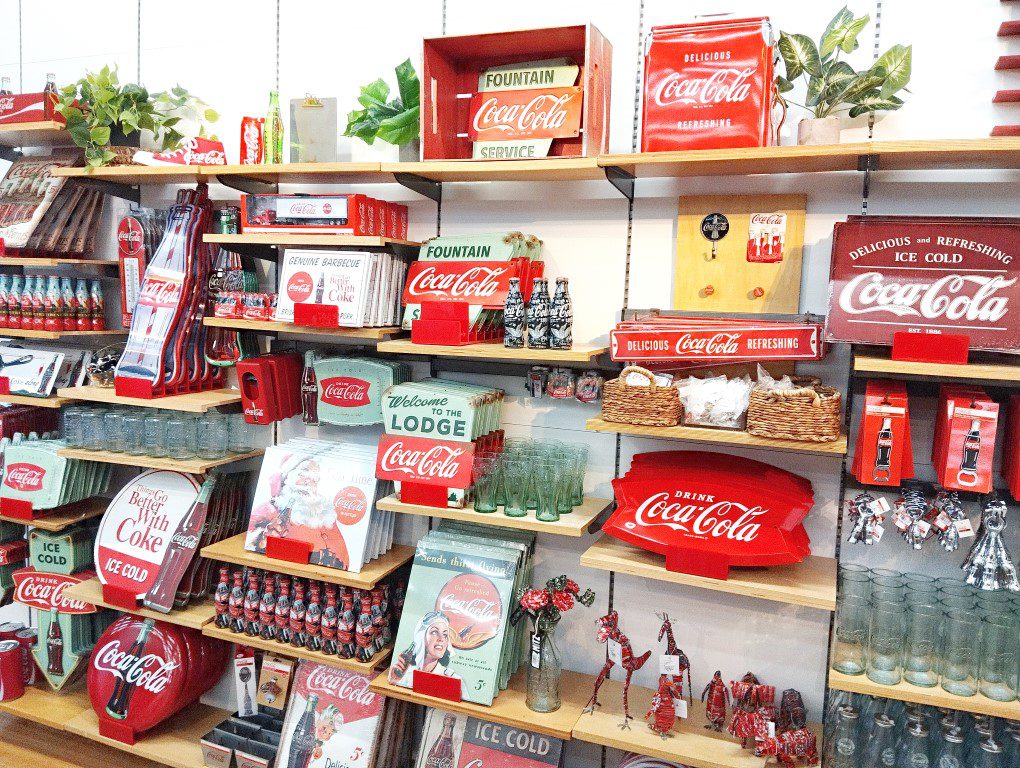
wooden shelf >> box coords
[50,165,204,184]
[209,161,383,185]
[57,447,263,473]
[572,679,766,768]
[383,157,604,182]
[0,256,118,268]
[0,683,92,730]
[585,417,848,456]
[65,703,229,768]
[853,352,1020,383]
[62,577,215,630]
[0,496,108,531]
[376,493,611,537]
[581,537,837,611]
[204,233,421,250]
[828,669,1020,719]
[0,392,75,408]
[203,316,402,340]
[377,339,609,362]
[370,668,594,741]
[200,533,413,590]
[56,384,242,412]
[0,328,125,340]
[0,120,68,148]
[202,623,391,673]
[0,714,168,768]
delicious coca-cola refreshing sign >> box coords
[402,261,515,309]
[603,451,814,579]
[610,323,822,362]
[375,434,475,488]
[468,87,583,142]
[12,567,97,614]
[826,216,1020,351]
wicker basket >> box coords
[746,378,842,443]
[601,365,682,427]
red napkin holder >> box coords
[399,482,451,508]
[410,301,502,346]
[101,582,141,610]
[0,496,36,520]
[413,669,461,702]
[265,535,312,564]
[294,303,339,328]
[892,331,969,365]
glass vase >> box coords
[526,619,562,713]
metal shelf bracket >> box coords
[394,172,442,204]
[604,165,635,201]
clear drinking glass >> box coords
[103,409,125,452]
[534,461,560,523]
[62,406,84,448]
[904,604,941,687]
[503,461,529,518]
[570,445,588,507]
[832,596,869,675]
[143,412,167,457]
[166,415,197,459]
[121,412,146,455]
[977,591,1013,619]
[867,601,906,685]
[227,414,255,453]
[472,456,498,514]
[196,412,228,459]
[838,565,872,601]
[82,408,106,450]
[937,580,975,599]
[978,614,1018,702]
[871,575,906,603]
[906,582,940,608]
[941,609,981,696]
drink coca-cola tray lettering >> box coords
[603,451,814,579]
[415,708,564,768]
[2,440,111,510]
[276,662,384,768]
[313,356,410,426]
[826,216,1020,351]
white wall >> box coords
[2,2,1020,766]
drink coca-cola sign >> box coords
[12,568,97,614]
[468,87,583,142]
[603,451,814,579]
[3,462,45,492]
[403,261,515,309]
[376,434,475,489]
[610,323,822,363]
[320,376,371,408]
[826,216,1020,351]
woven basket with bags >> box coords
[746,377,842,443]
[601,365,682,427]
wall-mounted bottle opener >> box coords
[700,212,729,259]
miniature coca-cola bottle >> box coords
[228,570,246,633]
[43,276,61,333]
[59,277,74,331]
[22,276,37,330]
[425,713,457,768]
[503,277,525,348]
[214,566,231,628]
[46,607,63,675]
[264,91,284,165]
[874,417,893,482]
[289,579,307,648]
[258,574,277,641]
[89,279,105,330]
[337,587,356,659]
[7,275,22,329]
[0,77,11,96]
[526,277,549,349]
[275,577,292,644]
[313,273,325,305]
[243,571,261,637]
[550,277,573,350]
[355,593,374,662]
[0,275,9,329]
[961,418,981,476]
[106,618,155,721]
[301,350,319,426]
[320,585,339,656]
[286,692,318,768]
[370,587,387,652]
[74,278,89,331]
[304,582,322,652]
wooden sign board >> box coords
[673,194,806,314]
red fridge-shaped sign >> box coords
[603,451,813,579]
[826,216,1020,351]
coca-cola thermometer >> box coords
[94,470,201,598]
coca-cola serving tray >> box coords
[603,451,813,579]
[826,216,1020,351]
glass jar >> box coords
[121,411,146,455]
[196,412,228,459]
[143,412,167,457]
[62,406,84,448]
[166,415,197,459]
[526,617,561,713]
[227,413,255,453]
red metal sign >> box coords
[12,568,97,614]
[610,323,822,362]
[3,462,45,493]
[402,261,516,309]
[0,92,61,125]
[375,434,475,488]
[603,451,813,579]
[641,18,775,152]
[468,87,583,142]
[319,376,371,408]
[826,216,1020,351]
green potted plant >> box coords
[778,7,911,145]
[344,59,420,161]
[55,65,219,167]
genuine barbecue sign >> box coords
[826,216,1020,351]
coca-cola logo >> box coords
[137,275,183,310]
[170,531,200,550]
[332,486,368,527]
[674,332,740,356]
[93,640,179,694]
[654,67,756,106]
[305,666,376,705]
[4,462,45,492]
[322,203,332,214]
[473,93,574,135]
[406,265,508,300]
[437,573,502,649]
[379,442,466,480]
[152,137,226,166]
[117,219,144,257]
[837,272,1015,322]
[289,203,318,215]
[12,569,95,613]
[750,213,785,226]
[286,271,314,303]
[319,376,370,408]
[0,97,14,112]
[632,492,764,542]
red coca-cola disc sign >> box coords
[826,216,1020,351]
[603,451,813,579]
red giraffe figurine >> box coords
[583,611,652,729]
[655,613,692,704]
[645,674,681,738]
[701,670,730,731]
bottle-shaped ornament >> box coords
[503,277,525,348]
[301,350,319,426]
[289,579,307,648]
[320,585,339,656]
[304,582,322,652]
[259,574,277,641]
[228,570,246,633]
[89,279,105,330]
[264,91,284,164]
[337,587,356,659]
[549,277,573,350]
[275,577,292,644]
[0,76,12,95]
[46,607,63,675]
[243,571,261,636]
[214,566,231,629]
[526,277,549,349]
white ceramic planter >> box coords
[797,117,841,146]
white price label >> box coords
[768,721,776,738]
[659,655,681,675]
[933,511,952,532]
[676,698,688,719]
[914,519,931,537]
[869,496,891,515]
[893,509,912,531]
[955,518,975,538]
[871,524,884,543]
[608,639,623,665]
[530,633,542,669]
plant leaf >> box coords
[777,75,795,94]
[376,106,420,146]
[778,32,822,80]
[89,126,111,146]
[357,78,390,110]
[68,124,91,149]
[819,7,854,58]
[806,74,826,107]
[834,71,885,104]
[204,108,220,123]
[344,108,379,144]
[847,91,903,118]
[395,58,420,111]
[822,61,857,101]
[832,15,869,57]
[875,44,912,96]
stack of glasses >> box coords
[471,439,588,523]
[824,691,1019,767]
[62,405,260,461]
[832,564,1020,702]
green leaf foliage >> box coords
[779,32,822,80]
[847,92,903,118]
[395,58,420,110]
[344,60,421,147]
[875,44,912,96]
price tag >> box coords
[660,655,681,675]
[869,496,891,515]
[768,721,776,738]
[608,639,623,665]
[871,524,884,543]
[893,509,912,531]
[530,633,542,669]
[955,518,975,538]
[676,698,688,719]
[914,519,931,537]
[933,511,952,532]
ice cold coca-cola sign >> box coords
[12,568,97,614]
[826,217,1020,351]
[375,434,475,489]
[604,451,813,579]
[403,261,515,309]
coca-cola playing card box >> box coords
[826,216,1020,351]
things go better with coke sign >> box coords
[826,216,1020,351]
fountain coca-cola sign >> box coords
[641,18,776,151]
[375,434,474,488]
[468,87,583,142]
[12,568,97,614]
[403,261,515,308]
[826,216,1020,351]
[603,451,813,579]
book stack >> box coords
[245,439,394,572]
[386,522,534,705]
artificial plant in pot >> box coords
[778,7,911,145]
[55,66,219,167]
[344,59,420,161]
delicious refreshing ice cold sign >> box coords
[826,216,1020,351]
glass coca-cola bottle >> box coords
[243,572,261,637]
[0,77,12,96]
[258,574,277,641]
[549,277,573,350]
[228,571,246,633]
[301,350,319,426]
[526,276,549,349]
[961,418,981,473]
[874,417,893,481]
[289,579,307,648]
[286,693,318,768]
[320,585,338,656]
[355,593,373,662]
[106,618,155,720]
[502,277,525,349]
[214,566,231,629]
[304,582,322,652]
[275,577,292,644]
[144,474,217,613]
[337,587,355,659]
[425,713,457,768]
[46,607,64,675]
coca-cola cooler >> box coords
[641,17,779,152]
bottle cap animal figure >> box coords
[583,611,651,729]
[656,613,692,704]
[701,670,729,731]
[645,674,681,739]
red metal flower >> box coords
[520,588,549,611]
[564,579,580,595]
[552,590,574,612]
